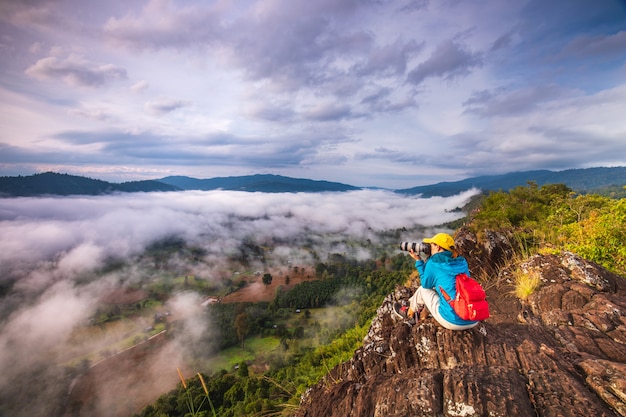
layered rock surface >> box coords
[294,232,626,417]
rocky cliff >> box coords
[294,230,626,417]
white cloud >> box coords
[407,39,483,85]
[144,97,191,115]
[130,79,149,93]
[0,280,97,388]
[25,54,127,87]
[57,242,105,274]
[103,0,222,50]
[0,189,478,280]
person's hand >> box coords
[410,248,427,261]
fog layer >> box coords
[0,189,478,416]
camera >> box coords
[399,242,431,257]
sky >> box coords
[1,0,626,188]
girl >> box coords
[394,233,478,330]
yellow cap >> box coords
[423,233,455,251]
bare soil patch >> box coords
[221,266,318,303]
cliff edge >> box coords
[294,230,626,417]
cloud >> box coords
[463,84,577,117]
[354,147,426,166]
[560,30,626,60]
[446,84,626,174]
[0,279,99,408]
[57,242,106,274]
[244,101,296,122]
[25,54,127,87]
[100,0,420,108]
[144,97,191,116]
[0,189,478,279]
[224,1,370,86]
[69,106,113,122]
[360,87,418,113]
[0,280,96,355]
[130,80,149,93]
[103,0,223,50]
[399,0,431,13]
[41,128,352,169]
[354,39,424,77]
[2,1,68,32]
[304,103,354,122]
[407,39,483,85]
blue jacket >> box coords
[416,251,477,325]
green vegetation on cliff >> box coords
[469,182,626,276]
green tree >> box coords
[237,361,249,377]
[234,312,249,349]
[262,273,273,286]
[315,262,327,277]
[563,198,626,274]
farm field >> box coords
[64,265,349,417]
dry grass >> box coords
[176,368,217,417]
[514,269,541,300]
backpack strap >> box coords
[439,286,452,303]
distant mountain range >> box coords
[157,174,360,193]
[396,167,626,197]
[0,167,625,198]
[0,172,358,197]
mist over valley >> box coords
[0,188,478,416]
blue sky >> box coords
[1,0,625,188]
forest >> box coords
[132,182,626,417]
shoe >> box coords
[392,302,411,319]
[416,306,426,321]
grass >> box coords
[286,306,342,327]
[200,307,355,375]
[205,336,281,372]
[514,269,542,300]
[177,368,217,417]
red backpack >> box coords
[440,273,490,321]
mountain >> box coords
[0,172,178,197]
[1,167,625,197]
[156,174,360,193]
[396,166,626,197]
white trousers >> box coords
[409,286,478,331]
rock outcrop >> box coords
[294,232,626,417]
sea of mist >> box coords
[0,188,479,417]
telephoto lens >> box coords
[418,242,431,257]
[399,242,431,257]
[399,242,418,252]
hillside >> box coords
[156,174,360,193]
[0,172,177,197]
